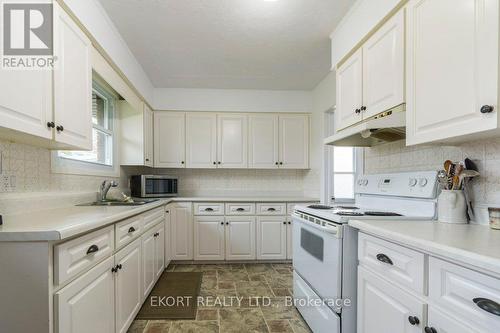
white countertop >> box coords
[349,219,500,278]
[0,196,318,242]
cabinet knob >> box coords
[128,226,136,233]
[47,121,55,128]
[226,222,229,225]
[288,221,291,225]
[218,161,221,164]
[361,106,367,111]
[221,222,224,225]
[376,253,393,265]
[145,158,150,162]
[283,221,287,225]
[355,109,361,114]
[56,125,64,132]
[408,316,420,325]
[424,327,437,333]
[480,105,494,113]
[181,161,185,164]
[86,244,99,255]
[473,298,500,316]
[117,264,122,270]
[279,162,283,165]
[275,162,279,165]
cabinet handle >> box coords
[355,109,361,114]
[408,316,420,325]
[111,266,118,273]
[128,226,136,233]
[226,222,229,225]
[47,121,55,128]
[145,158,150,162]
[361,106,367,111]
[473,298,500,316]
[221,222,224,225]
[288,221,291,225]
[166,210,169,213]
[283,221,287,225]
[56,125,64,132]
[275,162,279,165]
[181,161,185,164]
[154,232,159,237]
[424,327,437,333]
[205,208,214,212]
[213,162,216,165]
[117,264,122,270]
[218,161,221,164]
[267,207,276,212]
[480,105,494,114]
[236,208,245,211]
[279,162,283,165]
[376,253,393,265]
[86,244,99,255]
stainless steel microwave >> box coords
[130,175,178,198]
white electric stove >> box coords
[292,171,438,333]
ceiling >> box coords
[98,0,354,90]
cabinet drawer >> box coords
[225,203,255,215]
[142,207,165,230]
[256,203,286,215]
[54,225,114,286]
[115,215,143,249]
[358,233,425,294]
[194,202,224,215]
[429,257,500,332]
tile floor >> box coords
[128,263,312,333]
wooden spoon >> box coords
[444,160,453,176]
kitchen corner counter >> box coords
[348,219,500,278]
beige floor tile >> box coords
[196,308,218,321]
[266,320,294,333]
[173,264,200,272]
[218,281,236,290]
[289,319,312,333]
[144,320,171,333]
[245,264,275,274]
[218,270,250,282]
[272,288,291,297]
[219,308,269,333]
[127,320,148,333]
[260,298,300,321]
[236,281,274,298]
[169,320,218,333]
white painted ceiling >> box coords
[98,0,354,90]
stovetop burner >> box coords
[364,211,403,216]
[307,204,333,210]
[334,206,359,210]
[336,211,364,216]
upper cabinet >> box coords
[0,3,92,150]
[336,10,405,131]
[154,112,186,168]
[120,102,154,166]
[217,114,248,168]
[186,113,218,168]
[279,115,310,169]
[248,114,279,168]
[406,0,499,145]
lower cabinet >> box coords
[169,202,194,260]
[142,222,165,298]
[427,306,482,333]
[115,238,142,333]
[194,216,225,260]
[55,257,115,333]
[256,216,287,260]
[225,216,256,260]
[357,266,425,333]
[286,217,293,260]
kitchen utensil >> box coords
[464,158,478,171]
[489,207,500,230]
[444,160,453,176]
[438,190,468,224]
[437,170,448,189]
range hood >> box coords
[324,106,406,147]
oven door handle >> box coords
[292,213,341,237]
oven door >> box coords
[143,176,177,197]
[292,213,343,308]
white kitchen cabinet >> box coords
[248,114,280,168]
[256,216,287,260]
[427,306,483,333]
[279,115,309,169]
[362,10,404,119]
[357,266,425,333]
[336,49,363,130]
[225,216,256,260]
[53,3,92,150]
[194,216,225,260]
[169,202,194,260]
[154,223,165,280]
[120,102,154,166]
[186,113,217,168]
[55,257,115,333]
[406,0,500,145]
[164,208,172,267]
[143,105,154,167]
[154,112,186,168]
[141,227,156,298]
[286,218,293,260]
[115,239,142,333]
[217,114,248,168]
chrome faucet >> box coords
[99,180,118,202]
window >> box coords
[333,147,357,202]
[58,81,115,166]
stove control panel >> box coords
[355,171,438,198]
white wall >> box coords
[330,0,403,68]
[154,88,312,113]
[62,0,154,104]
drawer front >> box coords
[194,202,225,215]
[115,215,143,249]
[429,257,500,331]
[225,203,256,215]
[256,203,286,215]
[142,207,165,230]
[54,225,114,286]
[358,233,425,294]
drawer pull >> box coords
[236,208,245,211]
[205,208,214,212]
[128,227,136,233]
[376,253,393,265]
[408,316,420,325]
[424,327,437,333]
[267,207,276,212]
[473,298,500,316]
[86,244,99,255]
[154,232,160,237]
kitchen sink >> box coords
[77,200,158,207]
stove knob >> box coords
[419,178,428,187]
[409,178,418,187]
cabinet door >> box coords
[0,70,52,140]
[248,114,279,169]
[217,114,248,168]
[279,115,309,169]
[256,216,287,260]
[55,257,115,333]
[225,216,256,260]
[186,113,217,168]
[336,49,363,130]
[194,216,225,260]
[154,112,186,168]
[427,306,484,333]
[154,222,165,280]
[169,202,194,260]
[53,3,92,150]
[362,10,404,119]
[164,208,172,267]
[286,218,293,260]
[141,228,156,299]
[143,105,154,167]
[406,0,499,145]
[357,266,425,333]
